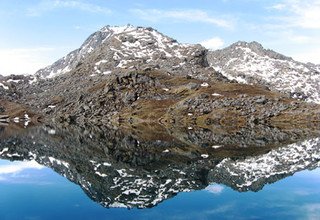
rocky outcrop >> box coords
[0,74,36,101]
[207,41,320,103]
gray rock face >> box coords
[207,41,320,103]
[35,25,210,80]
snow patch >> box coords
[201,82,209,87]
[0,83,9,90]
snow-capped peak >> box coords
[35,25,207,79]
[207,41,320,103]
[100,24,136,34]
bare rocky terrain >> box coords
[0,25,320,132]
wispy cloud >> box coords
[130,9,234,29]
[0,47,70,75]
[268,3,286,10]
[262,29,312,44]
[27,0,112,17]
[292,48,320,64]
[270,0,320,29]
[200,37,225,50]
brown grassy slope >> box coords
[117,71,320,128]
[0,100,41,124]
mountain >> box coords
[207,41,320,103]
[0,25,319,130]
[35,24,212,80]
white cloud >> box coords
[0,47,62,75]
[291,48,320,64]
[270,0,320,29]
[130,9,234,29]
[270,3,286,10]
[271,30,312,44]
[27,0,112,16]
[205,184,224,194]
[200,37,225,50]
[0,160,44,175]
[286,34,311,44]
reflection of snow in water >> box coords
[213,137,320,190]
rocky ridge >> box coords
[15,69,319,131]
[207,41,320,103]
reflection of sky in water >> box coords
[0,159,320,220]
[0,160,44,184]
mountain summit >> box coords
[36,24,210,80]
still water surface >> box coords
[0,160,319,220]
[0,124,320,219]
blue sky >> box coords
[0,0,319,75]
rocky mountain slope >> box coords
[0,75,26,101]
[1,25,320,130]
[35,25,213,80]
[207,41,320,103]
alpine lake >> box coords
[0,122,320,220]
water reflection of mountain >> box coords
[0,123,320,208]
